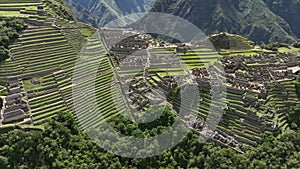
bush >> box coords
[0,46,9,61]
[0,97,3,109]
[261,42,289,51]
[0,18,26,62]
[296,74,300,99]
[293,42,300,48]
[43,0,75,21]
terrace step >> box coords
[19,33,63,41]
[18,36,66,45]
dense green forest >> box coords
[0,97,2,109]
[44,0,75,21]
[0,111,299,169]
[297,73,300,99]
[0,18,26,62]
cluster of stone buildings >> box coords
[128,77,151,111]
[219,53,300,94]
[1,77,27,124]
[101,28,300,151]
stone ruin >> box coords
[1,77,28,124]
[128,76,151,111]
[192,68,209,78]
[37,5,45,16]
[30,77,41,85]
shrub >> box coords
[0,97,3,109]
[293,42,300,48]
[261,42,289,51]
[43,0,75,21]
[0,46,9,61]
[296,74,300,99]
[0,18,26,62]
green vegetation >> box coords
[0,17,26,61]
[151,0,298,43]
[0,1,300,168]
[0,97,3,108]
[79,28,96,40]
[266,80,300,130]
[220,50,259,56]
[106,108,177,138]
[296,73,300,99]
[0,26,77,76]
[261,42,290,51]
[64,0,155,27]
[62,28,86,52]
[210,32,254,50]
[0,111,300,168]
[43,0,75,20]
[0,1,44,19]
[293,42,300,48]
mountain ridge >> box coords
[63,0,156,27]
[151,0,299,43]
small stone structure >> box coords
[37,5,44,15]
[3,109,25,123]
[1,77,28,123]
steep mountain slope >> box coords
[264,0,300,38]
[151,0,298,43]
[63,0,156,27]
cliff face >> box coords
[151,0,299,43]
[264,0,300,38]
[63,0,156,27]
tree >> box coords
[0,18,26,62]
[296,74,300,99]
[293,42,300,48]
[0,97,3,109]
[0,46,9,61]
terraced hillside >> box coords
[267,80,300,131]
[71,32,130,131]
[0,0,90,126]
[0,0,52,25]
[0,1,299,155]
[95,28,300,152]
[0,25,79,125]
[148,48,265,149]
[7,27,76,75]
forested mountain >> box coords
[264,0,300,38]
[150,0,299,43]
[63,0,156,27]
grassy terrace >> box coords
[0,16,87,125]
[24,74,68,125]
[0,1,126,128]
[75,71,127,130]
[142,47,264,147]
[179,49,220,69]
[62,29,86,52]
[6,27,77,75]
[55,31,129,130]
[0,1,42,18]
[149,48,220,69]
[267,80,300,131]
[169,87,263,146]
[58,33,108,108]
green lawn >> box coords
[79,28,96,40]
[0,11,20,16]
[278,47,300,55]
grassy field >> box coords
[0,1,41,17]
